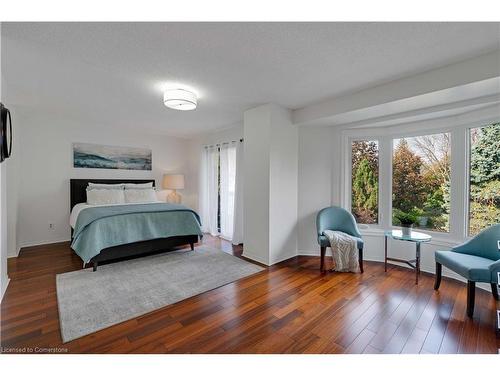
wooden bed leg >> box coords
[93,261,98,272]
[190,243,195,251]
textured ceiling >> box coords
[2,22,499,136]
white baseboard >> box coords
[242,250,269,266]
[7,246,21,258]
[1,277,10,303]
[298,248,321,257]
[9,238,71,258]
[243,249,298,267]
[20,238,71,248]
[270,251,298,266]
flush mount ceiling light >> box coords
[163,89,197,111]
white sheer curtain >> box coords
[201,140,242,243]
[232,141,244,245]
[201,145,219,236]
[219,143,236,240]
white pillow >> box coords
[87,189,125,205]
[88,182,124,190]
[124,189,158,203]
[123,182,153,189]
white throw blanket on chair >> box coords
[323,230,360,272]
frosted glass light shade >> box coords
[163,89,197,111]
[162,174,185,190]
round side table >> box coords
[384,229,432,285]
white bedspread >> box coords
[323,230,360,273]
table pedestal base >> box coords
[385,236,421,285]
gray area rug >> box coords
[56,247,264,342]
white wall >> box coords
[12,110,191,251]
[268,105,298,264]
[0,21,18,298]
[0,21,9,301]
[5,110,20,258]
[243,104,298,265]
[297,126,335,254]
[243,106,271,264]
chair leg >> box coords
[467,281,476,318]
[434,262,442,290]
[491,283,499,301]
[320,246,326,272]
[358,248,364,273]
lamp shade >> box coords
[162,174,185,190]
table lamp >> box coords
[162,174,184,204]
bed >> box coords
[70,179,202,271]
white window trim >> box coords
[340,109,500,243]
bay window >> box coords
[346,121,499,238]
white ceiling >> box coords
[2,22,500,137]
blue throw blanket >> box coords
[71,203,202,263]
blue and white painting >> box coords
[73,143,152,170]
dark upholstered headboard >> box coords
[70,179,156,211]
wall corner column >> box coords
[243,104,298,265]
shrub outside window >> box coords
[468,123,500,236]
[351,140,379,224]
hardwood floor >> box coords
[1,235,499,354]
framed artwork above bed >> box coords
[73,142,152,170]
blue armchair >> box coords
[316,206,364,273]
[434,224,500,318]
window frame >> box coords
[341,114,500,242]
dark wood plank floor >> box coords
[1,235,499,354]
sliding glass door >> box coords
[201,141,240,242]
